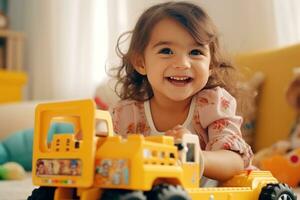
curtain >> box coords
[21,0,108,100]
[273,0,300,46]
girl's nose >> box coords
[172,55,191,69]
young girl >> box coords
[112,1,253,182]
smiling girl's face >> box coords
[134,18,211,103]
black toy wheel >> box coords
[259,183,297,200]
[27,186,56,200]
[148,184,191,200]
[100,189,146,200]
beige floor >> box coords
[0,173,35,200]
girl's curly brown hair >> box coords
[113,1,241,102]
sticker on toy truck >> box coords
[36,159,82,176]
[95,159,129,186]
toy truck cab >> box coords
[32,100,114,188]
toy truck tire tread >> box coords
[258,183,297,200]
[27,186,56,200]
[100,189,146,200]
[148,184,191,200]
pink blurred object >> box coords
[94,97,109,110]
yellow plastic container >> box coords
[0,70,27,103]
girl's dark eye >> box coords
[159,48,173,55]
[190,49,202,56]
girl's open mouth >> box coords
[166,76,193,85]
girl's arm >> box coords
[165,125,246,181]
[202,150,244,181]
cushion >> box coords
[0,101,38,140]
[234,43,300,150]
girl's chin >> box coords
[165,94,194,102]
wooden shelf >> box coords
[0,29,25,71]
[0,30,26,103]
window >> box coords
[143,149,151,159]
[186,143,195,162]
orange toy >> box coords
[260,148,300,187]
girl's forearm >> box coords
[202,150,244,182]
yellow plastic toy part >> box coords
[260,148,300,187]
[29,99,297,200]
[32,99,114,188]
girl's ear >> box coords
[132,55,147,75]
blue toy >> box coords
[0,123,73,171]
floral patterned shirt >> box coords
[112,87,253,167]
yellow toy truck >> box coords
[28,99,297,200]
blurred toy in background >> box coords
[286,67,300,149]
[0,10,8,29]
[237,71,265,148]
[0,0,8,69]
[94,79,119,111]
[0,123,74,171]
[258,148,300,187]
[94,97,109,110]
[0,162,26,180]
[253,68,300,187]
[0,0,8,29]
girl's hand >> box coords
[165,125,191,142]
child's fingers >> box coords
[174,126,191,135]
[165,130,181,139]
[165,130,172,136]
[165,129,177,136]
[172,124,183,130]
[165,126,191,142]
[175,129,186,138]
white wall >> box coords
[199,0,278,53]
[104,0,279,65]
[115,0,278,53]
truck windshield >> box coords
[186,143,195,162]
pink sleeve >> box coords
[197,87,253,168]
[112,100,150,137]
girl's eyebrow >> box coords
[152,40,209,49]
[152,41,173,48]
[194,42,209,48]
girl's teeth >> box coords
[170,76,189,81]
